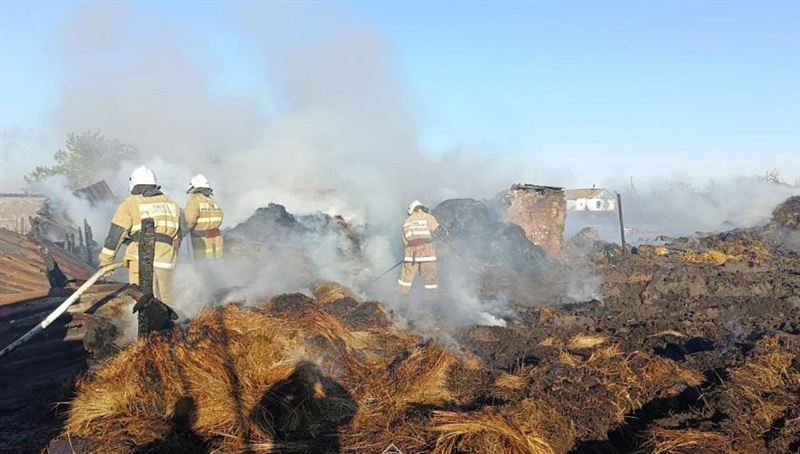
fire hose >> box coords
[0,262,123,359]
[365,260,404,286]
[436,225,487,273]
[364,222,490,288]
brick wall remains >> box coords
[497,184,566,255]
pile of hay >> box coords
[718,336,800,453]
[63,284,465,453]
[633,233,775,265]
[485,339,703,444]
[62,283,705,454]
[768,195,800,231]
[644,428,735,454]
[679,250,734,265]
[642,335,800,454]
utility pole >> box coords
[617,193,626,256]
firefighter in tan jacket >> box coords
[397,200,440,296]
[184,174,224,260]
[98,166,181,304]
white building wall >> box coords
[567,196,616,212]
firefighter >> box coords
[184,174,224,260]
[98,165,181,304]
[397,200,440,297]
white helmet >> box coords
[129,165,157,191]
[187,174,211,193]
[408,200,424,215]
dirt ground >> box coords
[457,199,800,452]
[6,197,800,453]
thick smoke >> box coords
[51,3,523,224]
[28,3,797,331]
[567,177,799,243]
[27,176,115,238]
[619,177,799,240]
[42,3,532,327]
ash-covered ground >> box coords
[4,196,800,454]
[457,196,800,453]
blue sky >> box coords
[1,0,799,191]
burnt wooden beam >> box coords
[136,218,156,337]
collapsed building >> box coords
[0,227,127,450]
[0,180,114,265]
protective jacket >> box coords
[401,210,439,261]
[98,187,181,274]
[397,210,440,295]
[184,190,224,259]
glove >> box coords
[98,260,115,279]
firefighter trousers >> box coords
[191,235,224,260]
[397,261,438,296]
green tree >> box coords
[26,131,138,189]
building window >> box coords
[596,200,602,209]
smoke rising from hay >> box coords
[568,177,800,244]
[620,177,799,238]
[26,3,798,332]
[41,3,536,327]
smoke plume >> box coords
[27,3,798,332]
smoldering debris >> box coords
[432,197,559,309]
[765,195,800,251]
[224,203,362,262]
[433,198,555,275]
[6,197,800,453]
[170,195,596,328]
[54,289,705,454]
[52,204,800,453]
[768,195,800,230]
[432,193,601,308]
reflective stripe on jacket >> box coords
[99,193,181,271]
[402,211,439,263]
[185,192,224,259]
[185,192,224,233]
[402,211,439,244]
